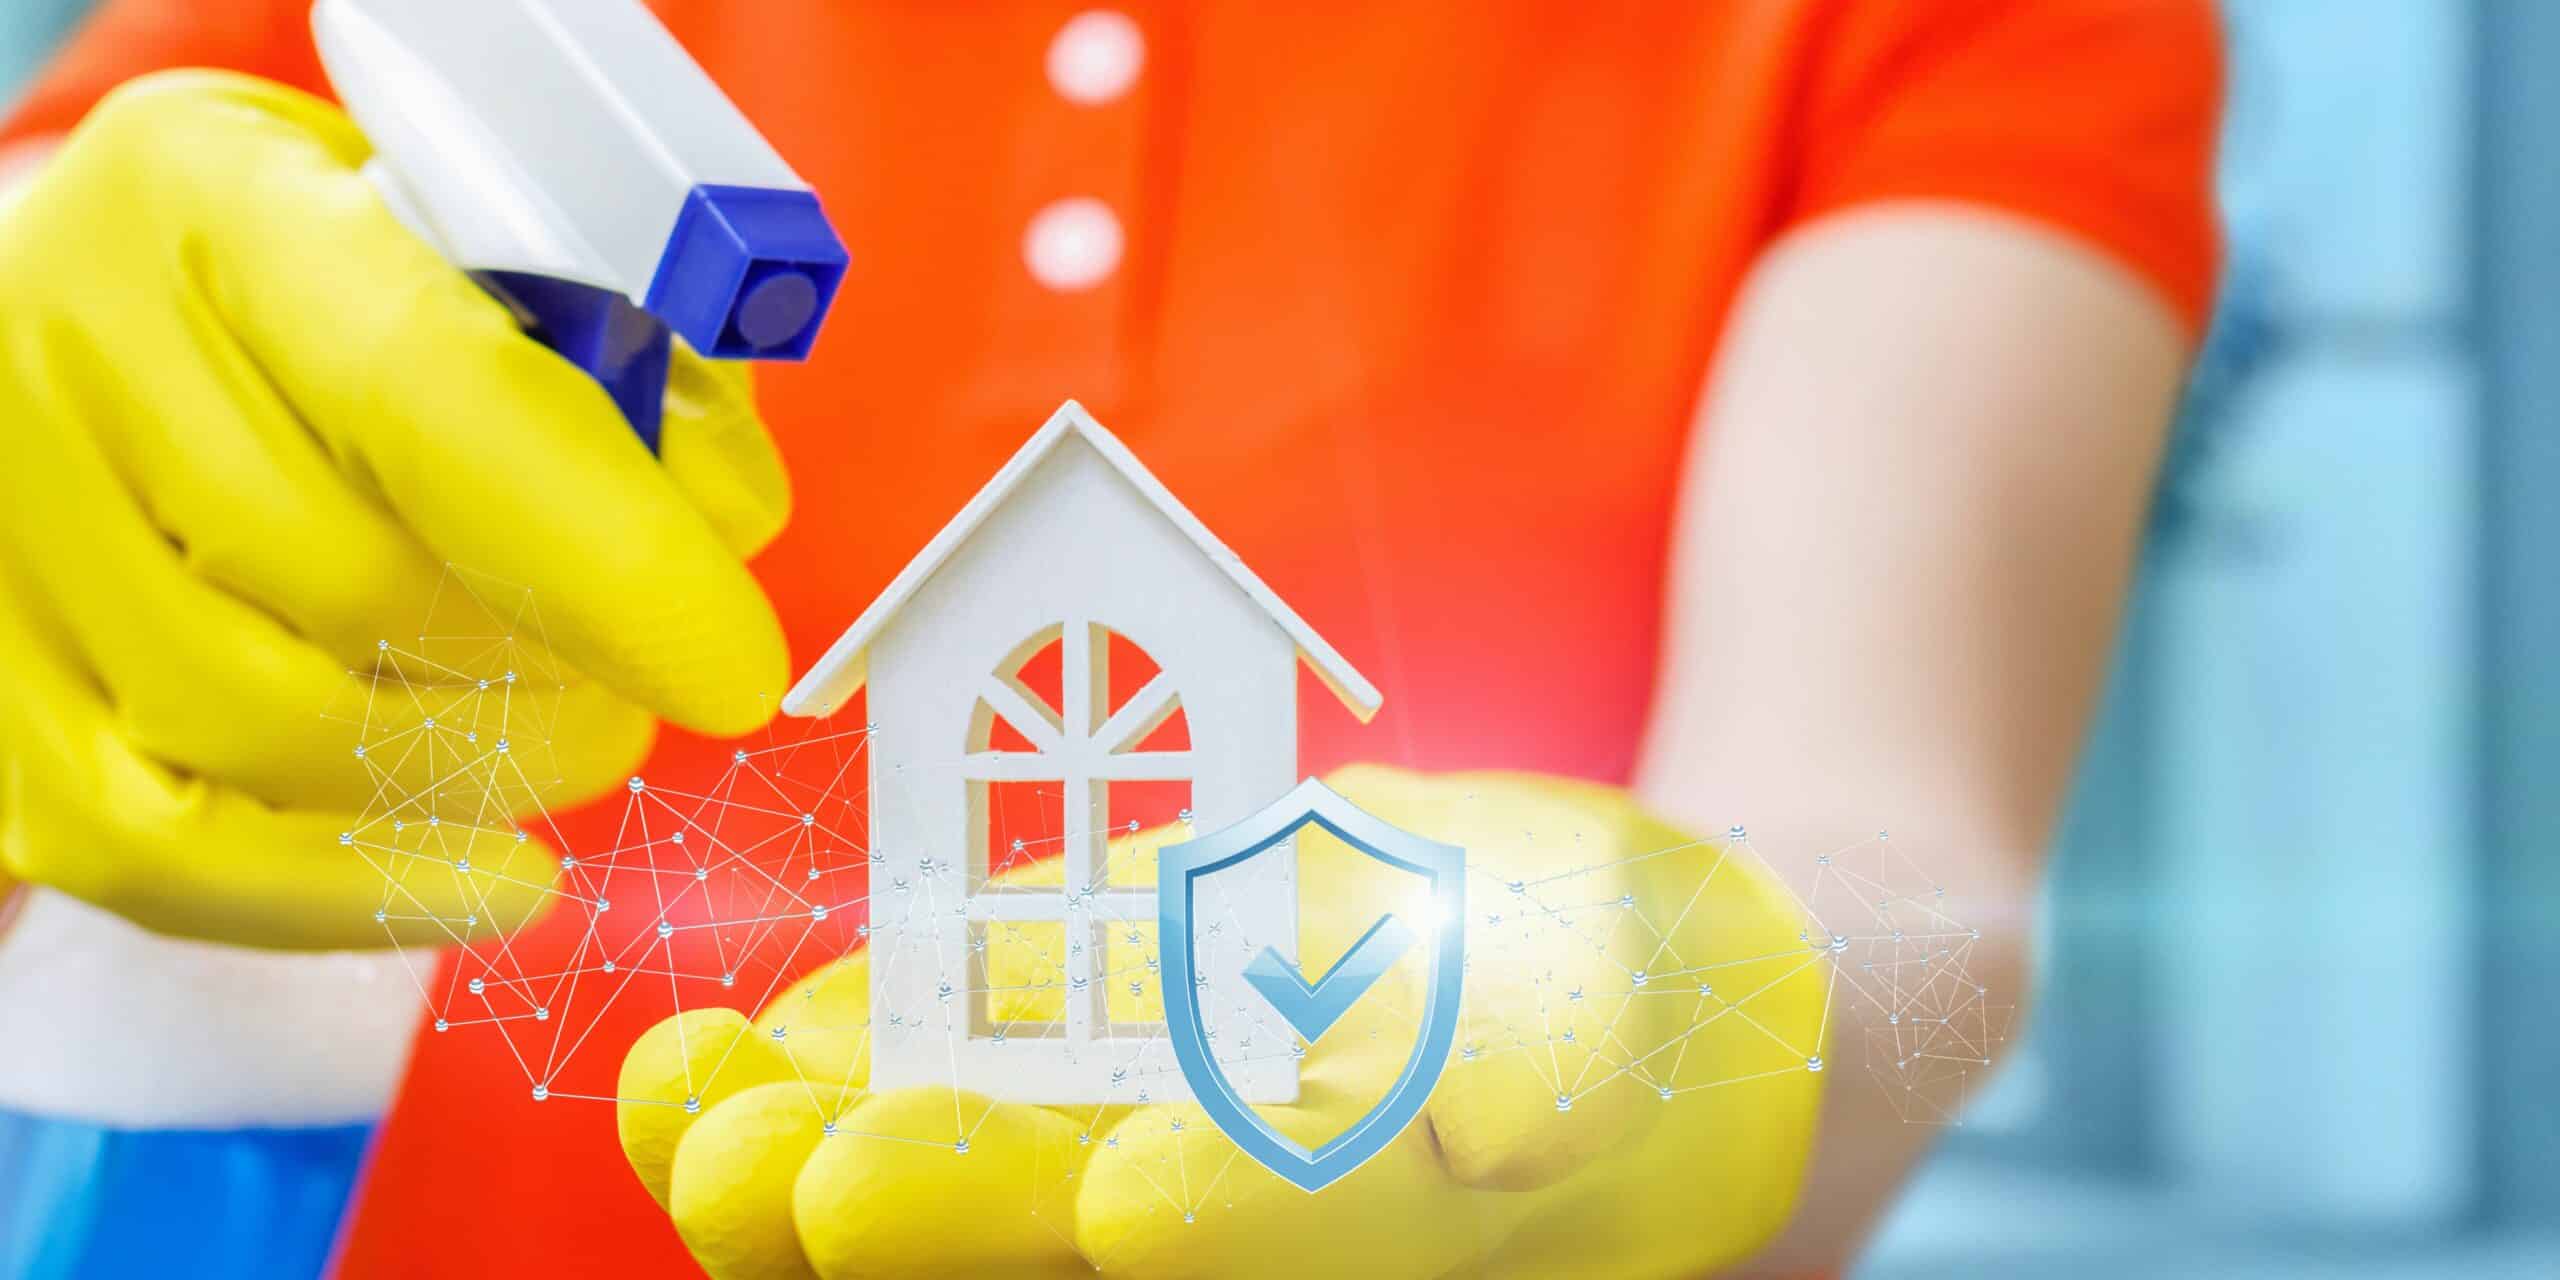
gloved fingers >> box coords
[1606,821,1841,1095]
[82,71,788,737]
[335,675,655,820]
[1488,871,1836,1279]
[1063,932,1507,1278]
[661,349,791,562]
[50,297,456,671]
[1074,1100,1505,1279]
[0,380,655,815]
[344,812,569,945]
[1430,773,1838,1196]
[620,1008,804,1208]
[1420,855,1677,1191]
[1311,766,1683,1192]
[733,956,1095,1279]
[669,1082,829,1280]
[260,254,792,738]
[749,948,872,1095]
[0,608,561,951]
[0,471,569,950]
[5,70,445,673]
[104,574,654,818]
[791,1089,1090,1280]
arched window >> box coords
[962,619,1192,1046]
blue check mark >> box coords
[1243,914,1419,1045]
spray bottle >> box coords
[312,0,848,450]
[0,9,847,1276]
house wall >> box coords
[864,432,1300,1103]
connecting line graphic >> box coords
[332,566,2011,1270]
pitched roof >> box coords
[781,400,1383,721]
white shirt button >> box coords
[1024,197,1124,291]
[1046,10,1145,105]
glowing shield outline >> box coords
[1158,777,1466,1193]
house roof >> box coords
[781,400,1384,721]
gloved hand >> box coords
[619,766,1832,1278]
[0,71,792,949]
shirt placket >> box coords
[971,5,1163,430]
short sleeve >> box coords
[1,0,322,144]
[1789,0,2224,335]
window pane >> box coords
[977,779,1067,890]
[1104,920,1164,1031]
[1098,778,1190,890]
[971,919,1067,1036]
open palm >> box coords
[617,766,1833,1279]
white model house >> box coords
[782,401,1380,1103]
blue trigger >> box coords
[476,271,673,453]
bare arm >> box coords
[1631,204,2191,1273]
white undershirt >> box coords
[0,888,425,1128]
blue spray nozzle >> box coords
[649,185,850,361]
[314,0,848,449]
[479,272,674,451]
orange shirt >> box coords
[5,2,2218,1274]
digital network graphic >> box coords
[331,565,2010,1263]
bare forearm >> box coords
[1631,205,2190,1272]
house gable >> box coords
[783,400,1383,721]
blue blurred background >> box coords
[0,2,85,103]
[2,2,2552,1277]
[1858,1,2560,1274]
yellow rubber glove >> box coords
[619,766,1832,1279]
[0,71,793,949]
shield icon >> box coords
[1158,777,1466,1193]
